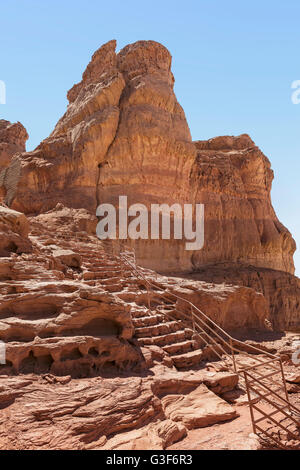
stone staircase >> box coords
[23,230,299,449]
[37,234,206,370]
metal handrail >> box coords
[74,238,300,447]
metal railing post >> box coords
[278,358,292,414]
[244,371,256,435]
[230,338,237,372]
[191,305,195,332]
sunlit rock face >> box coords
[0,120,28,172]
[0,120,28,202]
[190,135,296,275]
[0,40,298,328]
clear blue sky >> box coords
[1,0,300,273]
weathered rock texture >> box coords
[191,135,296,274]
[0,120,28,202]
[184,263,300,331]
[0,200,299,449]
[0,208,251,449]
[0,41,298,326]
[0,207,270,377]
[0,206,32,258]
[0,120,28,172]
[0,367,241,450]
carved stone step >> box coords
[172,349,204,370]
[137,330,186,347]
[132,314,163,327]
[162,339,194,356]
[134,321,182,338]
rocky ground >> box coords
[0,343,299,450]
[0,205,298,450]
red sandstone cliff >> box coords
[0,40,300,451]
[0,40,299,330]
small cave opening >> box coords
[62,318,121,337]
[5,242,18,254]
[99,350,110,358]
[60,348,83,362]
[35,354,54,373]
[20,351,36,373]
[88,347,99,357]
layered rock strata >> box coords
[0,40,298,326]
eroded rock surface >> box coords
[0,366,240,450]
[0,40,299,450]
[0,40,298,329]
[0,120,28,172]
[0,206,32,258]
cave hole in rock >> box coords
[4,328,35,343]
[60,348,83,361]
[88,347,99,357]
[62,317,121,337]
[20,351,36,373]
[100,360,118,371]
[4,241,18,255]
[99,350,110,358]
[12,302,61,320]
[35,354,54,372]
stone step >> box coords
[162,339,194,356]
[83,280,97,286]
[82,262,128,271]
[100,284,123,293]
[81,263,119,269]
[75,251,104,257]
[172,349,204,370]
[134,321,182,338]
[130,307,151,318]
[82,272,122,281]
[117,292,140,302]
[137,330,186,347]
[156,304,177,310]
[132,314,164,327]
[81,258,116,267]
[100,278,124,286]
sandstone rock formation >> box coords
[191,134,296,274]
[185,263,300,331]
[0,120,28,202]
[0,120,28,172]
[0,206,32,258]
[0,366,241,450]
[0,39,299,450]
[0,39,298,330]
[0,208,270,378]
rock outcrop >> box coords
[0,41,296,276]
[185,263,300,331]
[0,208,270,378]
[0,206,32,258]
[0,41,299,331]
[0,120,28,202]
[0,366,241,450]
[0,39,299,451]
[0,120,28,172]
[191,135,296,275]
